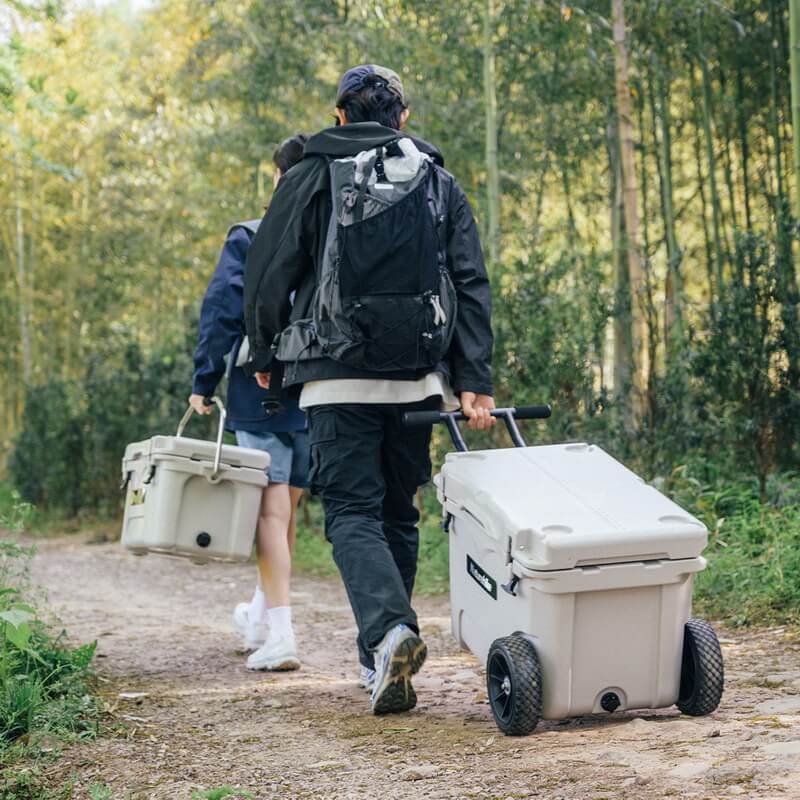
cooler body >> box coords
[439,443,709,720]
[121,435,269,563]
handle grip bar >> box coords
[403,404,551,452]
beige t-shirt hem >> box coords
[299,372,459,411]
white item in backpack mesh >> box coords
[438,442,708,719]
[349,137,429,186]
[120,435,268,563]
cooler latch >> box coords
[441,512,453,534]
[501,574,520,597]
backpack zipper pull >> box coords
[431,294,447,326]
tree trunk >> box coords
[718,70,740,236]
[736,64,753,234]
[773,0,800,411]
[690,65,716,307]
[483,0,501,267]
[607,117,632,397]
[792,0,800,221]
[698,52,725,290]
[14,153,31,386]
[612,0,646,417]
[637,74,658,427]
[653,58,683,358]
[342,0,350,73]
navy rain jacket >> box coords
[192,222,306,433]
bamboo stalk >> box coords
[13,152,31,386]
[698,49,725,290]
[483,0,501,267]
[736,65,753,233]
[689,64,716,308]
[612,0,647,417]
[651,55,683,360]
[607,116,632,397]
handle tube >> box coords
[177,396,227,478]
[403,404,551,452]
[403,405,552,428]
[512,405,553,420]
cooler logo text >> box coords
[467,555,497,599]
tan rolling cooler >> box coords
[405,405,724,736]
[120,398,269,564]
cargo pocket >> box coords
[308,409,337,495]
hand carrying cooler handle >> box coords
[403,404,551,452]
[176,396,227,478]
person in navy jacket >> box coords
[189,134,308,671]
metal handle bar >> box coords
[403,404,551,452]
[177,396,227,478]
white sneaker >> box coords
[358,665,376,692]
[233,602,268,651]
[246,633,301,671]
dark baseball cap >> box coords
[336,64,406,105]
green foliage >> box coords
[292,466,800,628]
[87,783,112,800]
[414,487,450,595]
[0,769,73,800]
[9,324,213,516]
[1,0,800,640]
[664,467,800,626]
[293,490,449,595]
[0,541,99,759]
[191,787,254,800]
[291,499,338,581]
[0,484,36,533]
[9,381,85,516]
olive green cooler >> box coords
[120,399,269,564]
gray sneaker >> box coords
[370,624,427,715]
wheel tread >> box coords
[486,632,543,736]
[677,618,724,717]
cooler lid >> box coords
[438,443,707,571]
[123,435,270,473]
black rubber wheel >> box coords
[486,632,543,736]
[677,618,724,716]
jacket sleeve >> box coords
[244,165,319,372]
[445,179,494,396]
[192,227,251,397]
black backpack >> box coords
[276,138,456,372]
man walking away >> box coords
[244,65,495,714]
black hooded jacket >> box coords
[243,122,493,395]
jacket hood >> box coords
[304,122,444,167]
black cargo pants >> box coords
[307,397,438,670]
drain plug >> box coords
[601,692,621,712]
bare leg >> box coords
[247,481,301,669]
[255,483,292,609]
[287,487,304,555]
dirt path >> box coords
[28,535,800,800]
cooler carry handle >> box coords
[176,396,227,478]
[403,405,551,452]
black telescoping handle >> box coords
[403,405,551,452]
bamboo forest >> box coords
[2,1,800,586]
[6,2,800,796]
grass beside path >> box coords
[0,540,101,799]
[5,466,800,625]
[295,471,800,628]
[292,485,449,595]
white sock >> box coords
[248,587,267,623]
[267,606,293,640]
